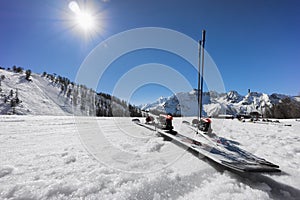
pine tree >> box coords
[41,72,47,77]
[15,89,20,104]
[25,69,32,81]
[12,65,17,72]
[16,67,23,73]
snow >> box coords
[1,115,300,199]
[294,96,300,102]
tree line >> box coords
[41,71,142,117]
[264,98,300,119]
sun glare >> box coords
[69,1,96,32]
[69,1,80,14]
[76,12,95,31]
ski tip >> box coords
[221,160,281,173]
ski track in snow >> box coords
[0,116,300,200]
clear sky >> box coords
[0,0,299,105]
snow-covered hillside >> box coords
[0,69,132,116]
[141,89,298,118]
[0,69,76,115]
[0,116,299,199]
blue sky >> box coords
[0,0,299,105]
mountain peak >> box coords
[141,90,298,118]
[225,90,242,103]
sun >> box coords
[75,12,95,31]
[69,1,96,32]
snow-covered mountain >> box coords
[141,89,300,118]
[1,68,298,118]
[0,69,134,116]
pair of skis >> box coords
[183,122,279,169]
[133,118,280,173]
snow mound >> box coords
[64,155,77,164]
[0,166,14,178]
[145,139,165,152]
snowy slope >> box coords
[141,90,292,117]
[0,116,299,199]
[0,69,74,115]
[0,69,130,116]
